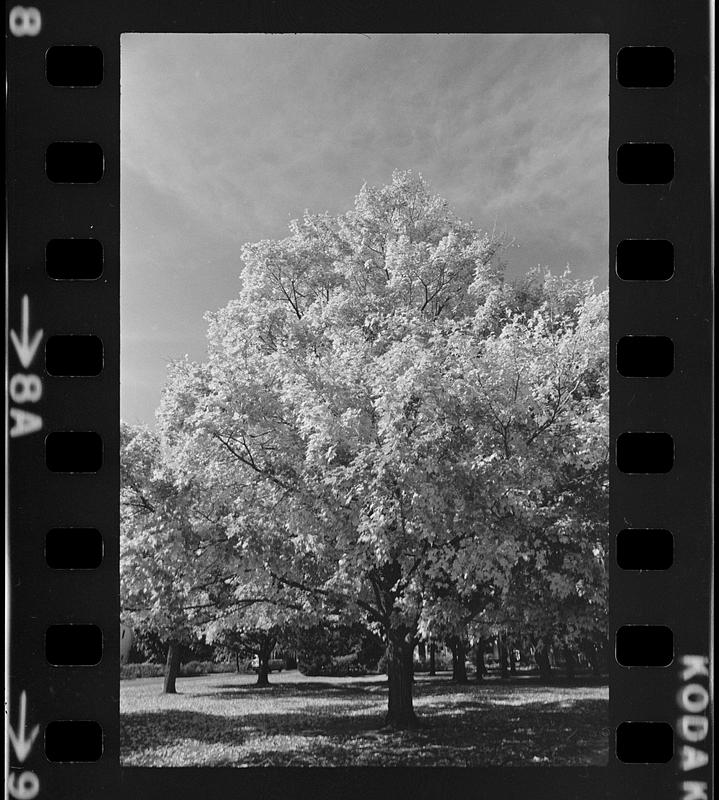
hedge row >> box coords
[121,660,238,680]
[299,651,370,677]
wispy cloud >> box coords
[121,33,608,423]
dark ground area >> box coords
[121,670,609,767]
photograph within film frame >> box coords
[5,3,712,799]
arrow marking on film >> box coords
[10,295,43,369]
[9,691,39,763]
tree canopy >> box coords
[122,171,608,723]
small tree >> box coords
[210,623,280,686]
[120,422,236,692]
[205,596,301,686]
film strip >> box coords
[6,4,712,799]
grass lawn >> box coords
[121,670,608,767]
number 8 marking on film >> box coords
[9,296,43,437]
[9,6,41,36]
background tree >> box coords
[290,621,384,676]
[120,422,237,692]
[205,595,302,686]
[209,621,281,687]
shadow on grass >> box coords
[121,676,609,766]
[121,709,248,750]
[192,673,606,702]
[192,681,387,702]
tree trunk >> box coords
[564,646,576,679]
[535,644,552,681]
[428,642,436,676]
[257,660,270,686]
[499,636,509,679]
[596,637,610,676]
[451,639,468,683]
[475,639,486,682]
[384,632,418,728]
[163,640,181,694]
[235,651,240,673]
[256,639,271,687]
[548,646,557,668]
[582,640,601,676]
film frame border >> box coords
[5,2,713,799]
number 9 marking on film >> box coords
[8,6,42,36]
[8,771,40,800]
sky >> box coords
[121,33,608,425]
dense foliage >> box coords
[121,172,608,721]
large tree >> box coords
[157,171,608,726]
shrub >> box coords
[180,660,236,677]
[210,661,238,673]
[121,662,165,679]
[120,660,237,680]
[301,652,367,677]
[293,623,383,675]
[435,652,454,671]
[377,650,453,675]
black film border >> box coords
[5,3,713,799]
